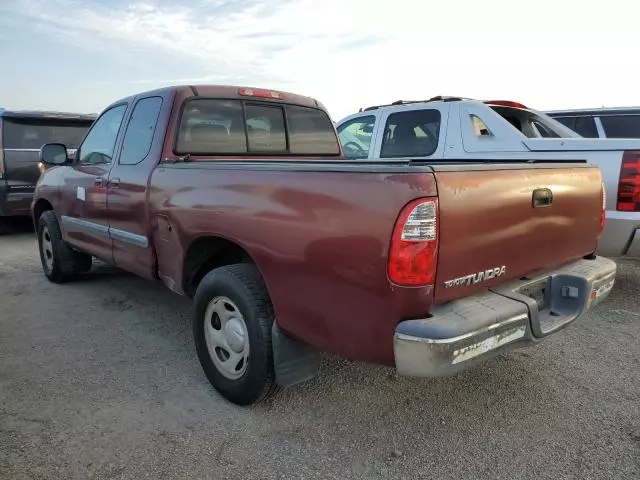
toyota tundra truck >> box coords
[32,86,616,405]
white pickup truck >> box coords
[336,97,640,259]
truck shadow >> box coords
[12,258,636,479]
[7,243,636,480]
[80,261,137,282]
[73,264,560,417]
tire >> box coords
[37,211,92,283]
[193,264,280,405]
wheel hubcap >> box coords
[41,226,54,272]
[204,296,249,379]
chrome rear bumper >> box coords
[394,256,617,377]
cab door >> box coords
[106,95,166,279]
[58,104,128,261]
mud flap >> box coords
[271,322,320,388]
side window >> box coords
[120,97,163,165]
[245,104,286,152]
[380,109,441,158]
[337,116,376,159]
[77,104,127,165]
[573,116,598,138]
[470,115,492,137]
[600,115,640,138]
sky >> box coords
[0,0,638,121]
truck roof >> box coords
[0,108,96,121]
[359,96,471,112]
[358,97,529,113]
[106,85,324,111]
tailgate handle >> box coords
[532,188,553,208]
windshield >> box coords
[490,106,581,139]
[2,118,94,149]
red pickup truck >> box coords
[33,85,617,405]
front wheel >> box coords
[38,211,92,283]
[193,264,280,405]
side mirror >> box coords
[39,143,69,166]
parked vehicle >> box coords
[337,98,640,258]
[0,109,95,221]
[33,86,616,405]
[546,107,640,139]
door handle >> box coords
[109,178,120,188]
[94,178,104,187]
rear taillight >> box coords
[616,151,640,212]
[599,182,606,236]
[388,198,439,286]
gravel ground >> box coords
[1,229,638,480]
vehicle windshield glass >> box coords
[176,99,341,156]
[2,118,94,149]
[490,106,580,139]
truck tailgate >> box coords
[432,163,603,304]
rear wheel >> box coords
[38,211,92,283]
[193,264,280,405]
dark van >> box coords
[0,109,95,219]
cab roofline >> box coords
[101,84,323,112]
[358,97,528,112]
[359,96,470,112]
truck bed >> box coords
[148,159,603,364]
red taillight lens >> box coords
[388,198,439,286]
[617,151,640,212]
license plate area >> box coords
[518,279,549,312]
[516,275,587,336]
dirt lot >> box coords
[1,229,639,480]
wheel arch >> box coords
[32,198,54,228]
[182,234,270,299]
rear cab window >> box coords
[175,98,340,157]
[1,118,93,149]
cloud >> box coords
[4,0,640,119]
